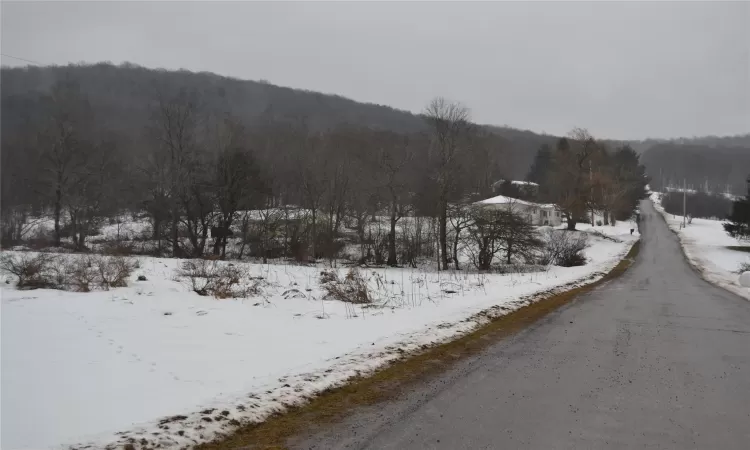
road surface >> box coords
[295,200,750,449]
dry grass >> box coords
[176,260,258,299]
[319,268,371,304]
[1,253,135,291]
[195,242,640,450]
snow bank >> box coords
[1,230,636,450]
[651,192,750,301]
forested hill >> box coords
[641,144,750,195]
[2,62,746,191]
[1,62,425,133]
[633,131,750,195]
[603,136,749,196]
[0,62,554,179]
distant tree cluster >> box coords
[1,64,645,271]
[0,73,514,267]
[526,129,649,229]
[724,177,750,240]
[661,191,733,220]
[642,144,750,196]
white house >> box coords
[475,195,562,227]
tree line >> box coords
[2,74,647,270]
[641,144,750,196]
[660,191,734,220]
[525,130,648,229]
[725,177,750,241]
[2,79,501,262]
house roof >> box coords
[511,181,539,186]
[491,180,540,188]
[475,195,556,209]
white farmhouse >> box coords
[475,195,562,227]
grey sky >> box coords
[2,1,748,140]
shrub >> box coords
[212,265,243,299]
[176,260,247,298]
[93,256,135,290]
[178,260,220,296]
[539,229,588,267]
[0,252,59,289]
[66,256,98,292]
[48,257,70,288]
[560,250,587,267]
[319,268,371,304]
[735,261,750,274]
[1,253,136,291]
[319,270,338,285]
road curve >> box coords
[295,200,750,449]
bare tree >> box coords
[180,154,215,258]
[467,207,508,271]
[499,208,542,264]
[344,162,379,264]
[1,112,42,246]
[139,139,171,254]
[297,132,328,261]
[147,87,203,257]
[36,79,95,246]
[467,202,541,269]
[210,115,265,257]
[319,129,355,259]
[65,138,121,250]
[375,131,414,266]
[447,202,473,270]
[423,97,471,269]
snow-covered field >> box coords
[1,224,637,450]
[651,192,750,300]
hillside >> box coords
[1,62,554,179]
[641,144,750,195]
[1,63,424,132]
[2,62,747,189]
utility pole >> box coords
[589,160,594,225]
[683,178,687,228]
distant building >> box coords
[491,180,540,199]
[475,194,562,227]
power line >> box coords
[0,53,42,65]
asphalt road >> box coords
[295,200,750,450]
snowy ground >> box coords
[651,192,750,301]
[1,225,637,450]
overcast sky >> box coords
[2,1,748,140]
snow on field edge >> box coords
[92,247,632,449]
[1,229,636,450]
[650,193,750,301]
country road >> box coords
[295,200,750,449]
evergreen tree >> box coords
[611,145,648,220]
[546,133,593,230]
[526,144,552,184]
[526,143,553,202]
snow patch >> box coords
[650,192,750,300]
[1,229,637,450]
